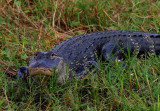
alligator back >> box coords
[51,30,160,70]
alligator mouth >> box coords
[28,67,53,76]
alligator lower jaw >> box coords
[28,67,53,76]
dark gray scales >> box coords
[51,30,160,70]
[17,30,160,80]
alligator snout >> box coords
[30,62,51,68]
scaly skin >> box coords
[17,30,160,82]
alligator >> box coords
[17,30,160,83]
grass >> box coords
[0,0,160,110]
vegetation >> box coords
[0,0,160,110]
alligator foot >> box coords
[17,66,29,78]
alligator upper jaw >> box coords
[28,67,53,76]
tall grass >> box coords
[0,0,160,110]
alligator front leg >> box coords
[102,42,126,68]
[17,66,29,78]
[75,61,99,77]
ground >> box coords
[0,0,160,110]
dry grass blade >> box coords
[0,59,17,77]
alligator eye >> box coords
[34,53,38,59]
[50,53,55,59]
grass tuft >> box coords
[0,0,160,110]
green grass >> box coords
[0,0,160,110]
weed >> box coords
[0,0,160,110]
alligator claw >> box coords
[17,66,29,78]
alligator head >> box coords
[17,51,69,82]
